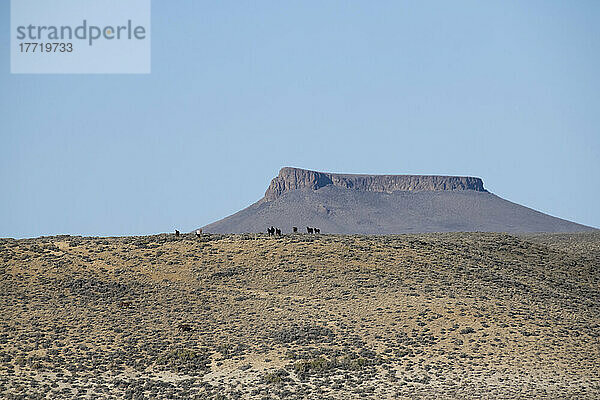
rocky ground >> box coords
[1,231,599,399]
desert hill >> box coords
[202,167,594,234]
[1,232,599,398]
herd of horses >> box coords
[174,227,321,238]
[267,226,320,236]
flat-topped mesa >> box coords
[263,167,487,201]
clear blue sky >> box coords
[1,1,599,238]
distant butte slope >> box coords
[202,167,595,234]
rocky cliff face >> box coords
[203,167,594,234]
[263,167,486,201]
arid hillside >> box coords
[1,232,599,399]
